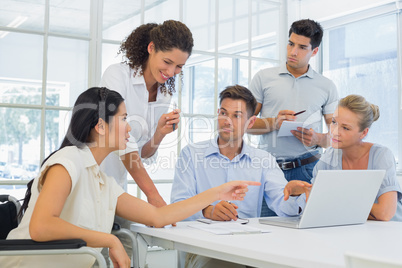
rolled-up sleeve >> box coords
[263,163,305,216]
[171,147,203,221]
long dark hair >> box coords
[119,20,194,95]
[18,87,124,219]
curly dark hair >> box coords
[119,20,194,95]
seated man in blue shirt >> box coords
[171,85,311,222]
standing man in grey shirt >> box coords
[248,19,338,216]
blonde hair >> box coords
[338,94,380,131]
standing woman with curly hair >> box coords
[99,20,193,263]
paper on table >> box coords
[188,222,270,235]
[277,121,304,137]
[197,218,249,224]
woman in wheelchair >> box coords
[2,87,260,268]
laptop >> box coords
[259,170,385,229]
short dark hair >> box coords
[289,19,323,49]
[219,85,257,118]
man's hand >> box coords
[147,194,167,208]
[275,110,296,130]
[203,201,238,221]
[284,180,312,201]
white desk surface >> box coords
[131,218,402,268]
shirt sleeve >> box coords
[322,80,339,115]
[371,146,402,201]
[249,70,264,105]
[99,64,127,95]
[42,150,80,191]
[170,146,202,221]
[262,160,305,216]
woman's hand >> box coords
[156,109,181,136]
[217,180,261,201]
[108,236,131,268]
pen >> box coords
[172,101,177,131]
[293,110,306,116]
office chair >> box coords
[111,222,138,268]
[345,252,402,268]
[0,194,107,268]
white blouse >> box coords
[3,145,125,268]
[99,63,172,189]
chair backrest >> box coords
[345,252,402,268]
[0,195,20,239]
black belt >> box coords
[277,154,321,171]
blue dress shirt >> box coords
[171,138,306,221]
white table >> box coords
[130,219,402,268]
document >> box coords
[277,121,304,137]
[197,218,249,224]
[188,222,270,235]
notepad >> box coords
[188,222,270,235]
[277,121,304,137]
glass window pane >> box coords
[323,14,398,161]
[238,58,249,87]
[45,109,69,159]
[193,57,215,115]
[102,0,141,41]
[184,0,215,51]
[144,0,180,23]
[0,107,41,179]
[102,43,122,75]
[47,36,89,107]
[179,116,214,150]
[251,1,279,59]
[218,57,233,90]
[0,0,45,32]
[251,60,276,78]
[49,0,90,36]
[0,32,43,105]
[218,0,248,54]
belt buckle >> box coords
[279,161,296,170]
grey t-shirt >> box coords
[249,64,338,158]
[313,144,402,222]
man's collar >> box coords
[279,63,315,78]
[204,137,251,160]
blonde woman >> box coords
[313,94,402,221]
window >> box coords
[322,12,401,169]
[0,0,281,201]
[0,0,92,199]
